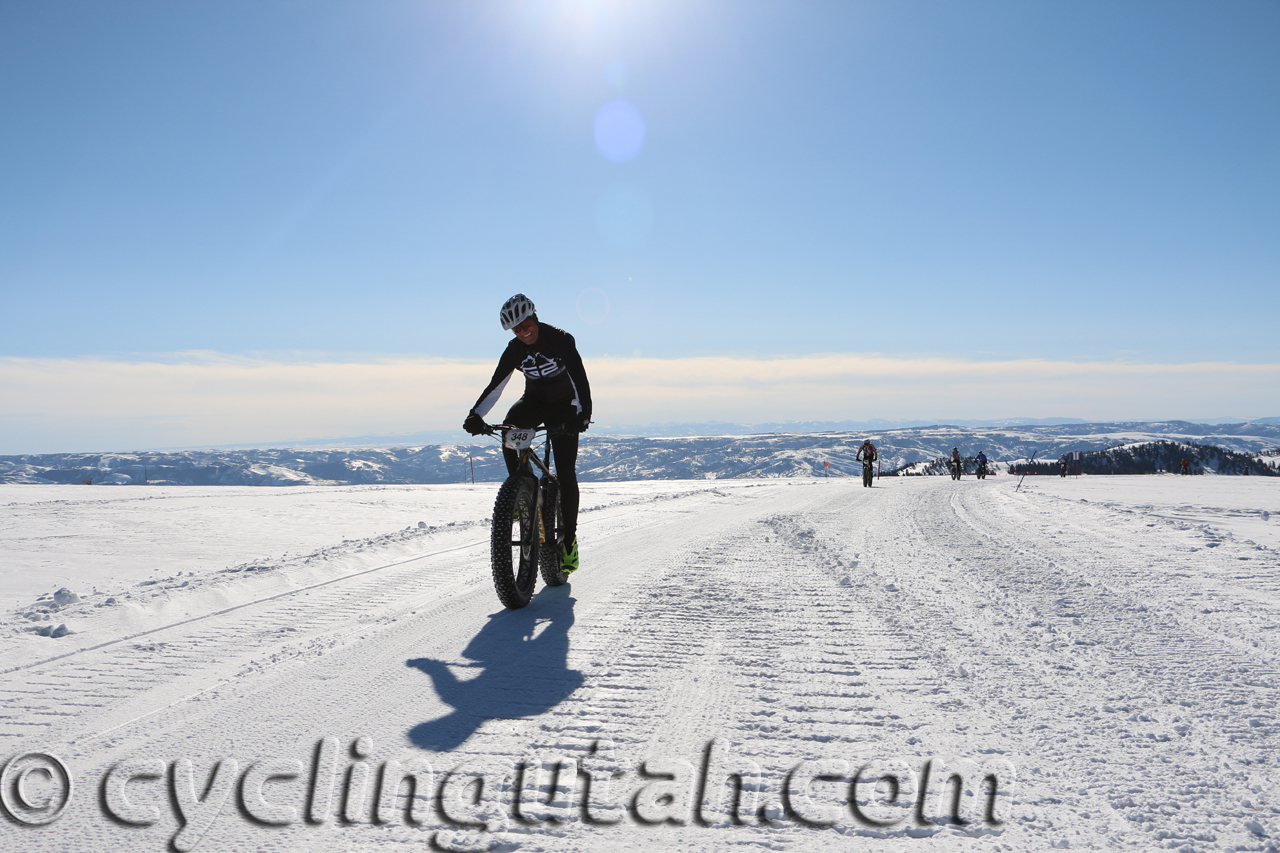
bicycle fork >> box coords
[537,494,547,544]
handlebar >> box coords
[481,422,573,439]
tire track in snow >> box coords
[0,494,714,747]
[0,545,479,746]
[0,487,762,756]
[3,484,838,853]
[860,479,1280,851]
[458,482,994,848]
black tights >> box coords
[501,397,580,544]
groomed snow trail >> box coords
[1,477,1278,852]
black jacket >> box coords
[470,323,592,419]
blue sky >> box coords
[1,1,1277,451]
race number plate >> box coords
[504,428,535,451]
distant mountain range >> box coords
[596,416,1280,436]
[3,421,1278,485]
[145,416,1280,451]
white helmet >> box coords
[500,293,536,330]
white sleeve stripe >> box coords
[474,373,512,418]
[568,375,582,414]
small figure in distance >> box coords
[951,447,962,480]
[1059,454,1069,478]
[1181,459,1189,476]
[975,450,988,480]
[856,439,877,487]
[463,294,592,573]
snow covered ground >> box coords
[2,475,1279,852]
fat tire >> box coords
[491,475,539,609]
[539,480,569,587]
[863,465,873,487]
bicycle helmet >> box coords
[500,293,536,331]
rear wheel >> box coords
[491,475,539,609]
[539,480,569,587]
[863,465,873,487]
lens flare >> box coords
[593,99,645,163]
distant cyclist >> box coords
[1059,454,1069,478]
[856,439,877,487]
[463,294,592,572]
[975,451,988,479]
[951,447,962,480]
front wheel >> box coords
[491,475,539,609]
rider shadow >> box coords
[405,585,584,752]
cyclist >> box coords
[975,450,988,479]
[463,294,592,572]
[951,447,962,479]
[855,439,877,487]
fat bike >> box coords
[481,423,570,609]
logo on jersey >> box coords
[520,352,564,380]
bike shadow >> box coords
[405,585,585,752]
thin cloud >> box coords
[1,353,1276,453]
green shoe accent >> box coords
[560,537,579,573]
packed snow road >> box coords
[1,475,1278,852]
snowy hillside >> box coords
[901,441,1280,478]
[2,475,1279,852]
[1002,441,1279,477]
[3,421,1278,485]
